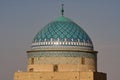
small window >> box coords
[81,58,85,65]
[29,68,34,72]
[53,65,58,72]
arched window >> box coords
[31,58,34,64]
[81,58,85,65]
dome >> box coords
[32,16,93,51]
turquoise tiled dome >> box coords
[32,16,93,50]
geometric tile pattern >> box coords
[31,44,93,51]
[28,51,96,59]
[30,57,95,65]
[33,16,93,47]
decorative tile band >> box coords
[32,41,93,48]
[28,57,96,65]
[31,45,93,51]
[28,51,96,59]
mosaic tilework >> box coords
[28,51,96,59]
[33,16,93,47]
[28,57,95,65]
[31,45,93,51]
[31,41,93,50]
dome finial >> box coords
[61,3,64,16]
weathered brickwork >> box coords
[27,64,96,72]
[14,72,106,80]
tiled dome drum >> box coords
[32,16,93,51]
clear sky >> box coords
[0,0,120,80]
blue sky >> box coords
[0,0,120,80]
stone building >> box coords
[14,4,107,80]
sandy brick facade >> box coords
[27,64,96,72]
[14,72,106,80]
